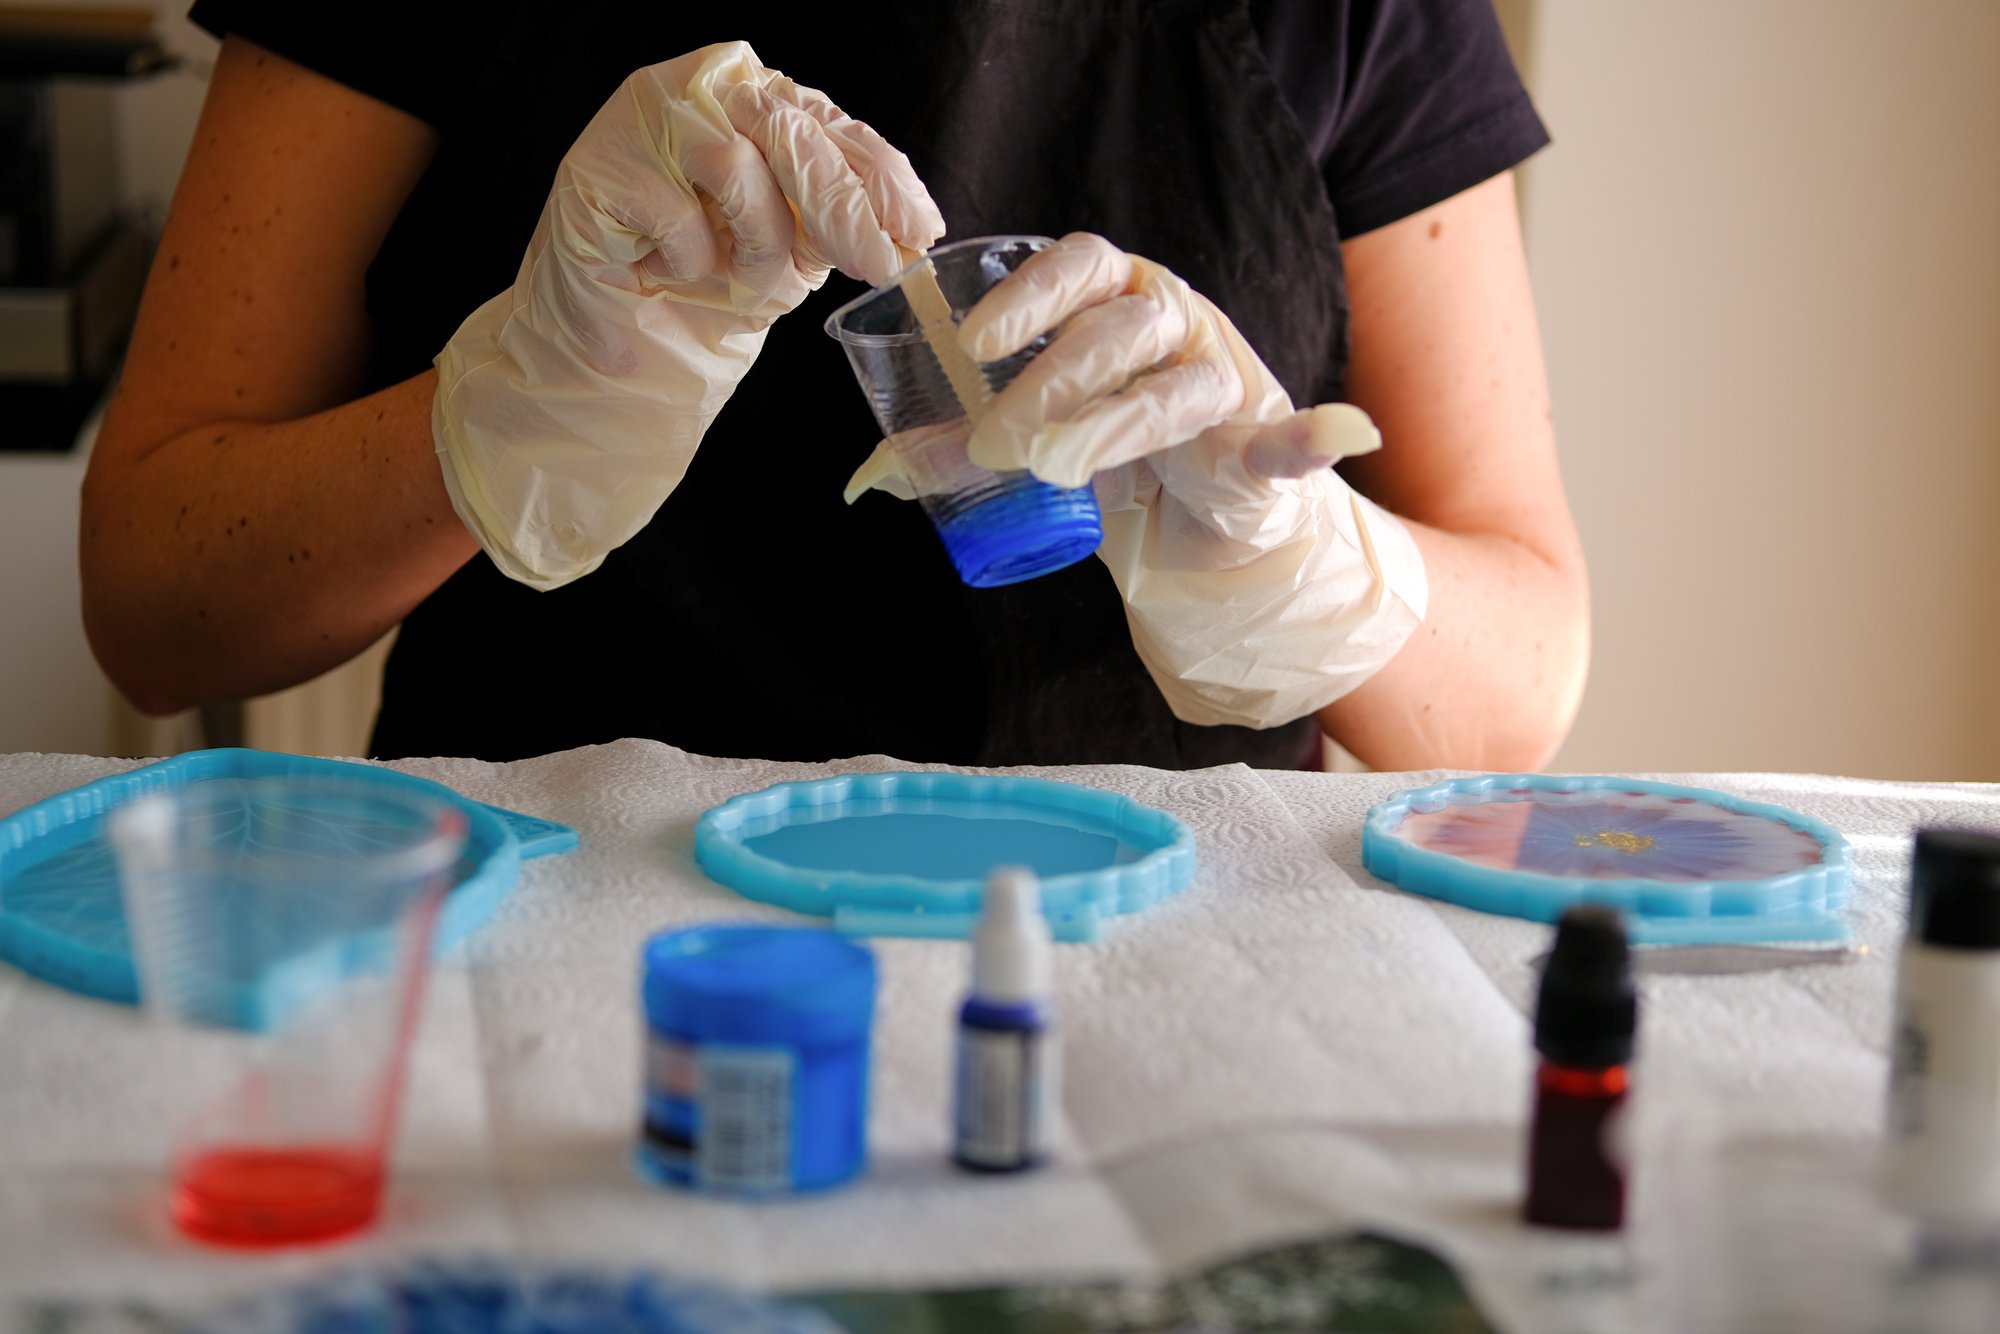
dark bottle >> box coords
[1525,904,1636,1230]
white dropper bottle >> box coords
[1884,827,2000,1254]
[953,866,1057,1172]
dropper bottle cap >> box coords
[971,866,1052,1005]
[1534,905,1636,1069]
[1909,828,2000,950]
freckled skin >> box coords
[80,35,471,716]
[1320,172,1589,769]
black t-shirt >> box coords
[189,1,1545,239]
[188,0,1546,766]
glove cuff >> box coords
[432,292,607,590]
[1101,471,1429,729]
[433,282,771,590]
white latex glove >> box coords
[963,232,1429,729]
[434,41,945,589]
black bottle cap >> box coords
[1534,905,1636,1069]
[1909,828,2000,951]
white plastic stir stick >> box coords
[896,246,992,420]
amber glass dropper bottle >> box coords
[1525,904,1637,1231]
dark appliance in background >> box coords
[0,8,170,451]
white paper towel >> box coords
[3,744,1997,1332]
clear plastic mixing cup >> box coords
[825,234,1103,589]
[110,776,466,1248]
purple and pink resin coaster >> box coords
[1361,776,1852,943]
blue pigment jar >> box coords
[637,924,876,1195]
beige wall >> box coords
[1512,1,2000,779]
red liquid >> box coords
[1524,1062,1628,1231]
[172,1144,384,1248]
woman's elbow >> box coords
[78,498,193,718]
[1503,567,1592,771]
[80,582,194,718]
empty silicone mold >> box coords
[0,748,578,1008]
[694,771,1195,941]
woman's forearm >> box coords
[1317,517,1590,772]
[80,371,477,715]
[1320,172,1589,772]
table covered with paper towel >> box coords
[2,740,1994,1333]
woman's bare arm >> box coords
[1318,171,1590,771]
[81,36,476,716]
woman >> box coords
[81,0,1588,769]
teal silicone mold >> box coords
[694,771,1195,942]
[0,748,577,1017]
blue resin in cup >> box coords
[825,235,1103,588]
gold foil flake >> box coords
[1573,830,1656,854]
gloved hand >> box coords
[434,41,945,589]
[962,232,1428,729]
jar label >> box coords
[643,1036,795,1192]
[695,1044,796,1192]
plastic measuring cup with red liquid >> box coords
[111,776,464,1247]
